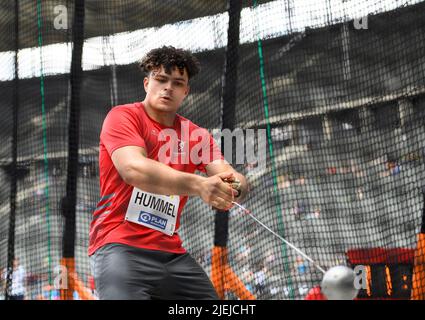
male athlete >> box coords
[89,46,248,300]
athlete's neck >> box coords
[142,100,176,127]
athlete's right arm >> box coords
[111,145,235,211]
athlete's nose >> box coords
[164,80,173,91]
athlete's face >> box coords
[143,65,190,113]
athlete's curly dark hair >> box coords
[139,46,200,80]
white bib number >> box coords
[125,188,180,236]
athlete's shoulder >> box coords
[109,102,143,113]
[105,102,144,121]
[175,113,209,133]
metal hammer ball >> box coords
[321,266,359,300]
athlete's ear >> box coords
[184,85,190,97]
[143,77,149,92]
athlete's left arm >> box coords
[205,160,248,202]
